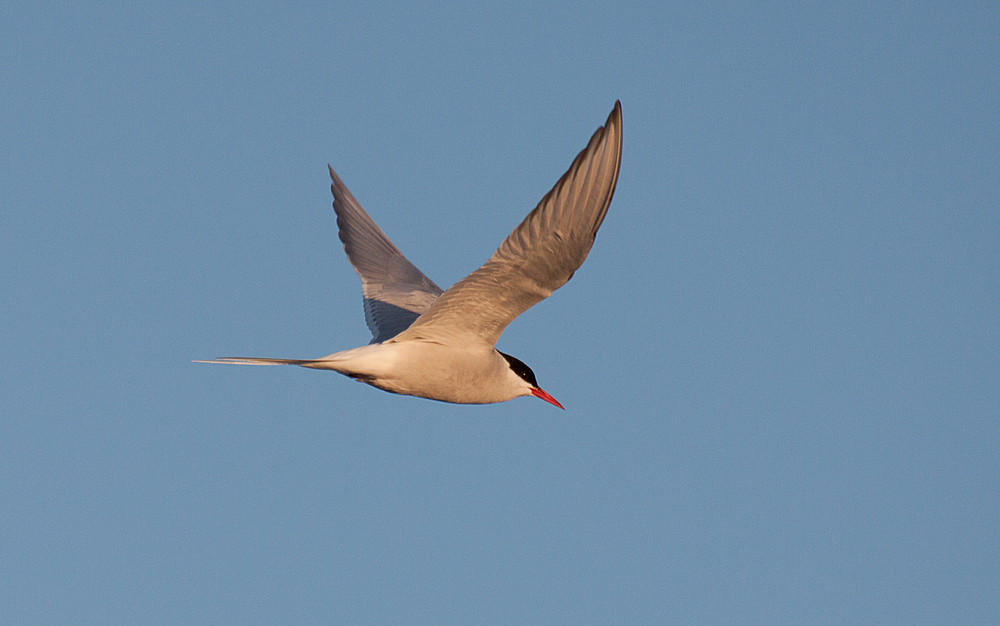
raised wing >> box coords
[330,165,444,343]
[393,101,622,347]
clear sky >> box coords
[3,1,998,623]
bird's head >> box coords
[499,352,564,409]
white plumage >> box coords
[197,102,623,408]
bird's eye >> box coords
[499,352,539,388]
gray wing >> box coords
[330,165,444,343]
[393,101,622,347]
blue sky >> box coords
[2,1,998,623]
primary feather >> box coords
[394,101,622,346]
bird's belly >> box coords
[334,341,509,404]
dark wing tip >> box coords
[605,97,623,150]
[605,101,622,138]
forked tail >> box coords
[193,357,327,366]
[194,345,378,374]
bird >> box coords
[196,101,622,409]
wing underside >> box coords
[329,166,443,343]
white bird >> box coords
[197,102,622,408]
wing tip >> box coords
[607,100,622,131]
[607,100,623,146]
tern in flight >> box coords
[198,102,622,408]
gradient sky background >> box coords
[3,1,998,623]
